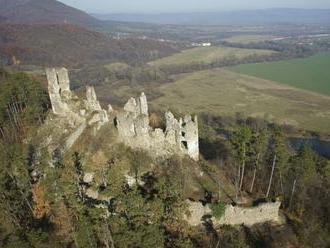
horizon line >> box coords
[89,7,330,15]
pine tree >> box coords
[289,144,316,210]
[230,125,252,193]
[266,127,289,198]
[250,128,269,193]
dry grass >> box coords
[149,46,275,67]
[149,68,330,133]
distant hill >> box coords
[0,16,7,23]
[0,23,177,67]
[0,0,101,28]
[93,8,330,25]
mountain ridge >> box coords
[0,0,101,28]
[92,8,330,25]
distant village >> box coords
[111,32,212,47]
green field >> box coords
[148,69,330,133]
[230,52,330,96]
[149,46,275,67]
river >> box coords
[289,137,330,159]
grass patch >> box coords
[230,52,330,96]
[150,68,330,133]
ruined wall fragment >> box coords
[116,93,199,161]
[181,115,199,161]
[85,86,102,112]
[185,200,283,227]
[56,68,70,94]
[46,68,110,152]
[46,68,72,116]
[139,92,148,115]
[216,202,282,226]
[84,86,109,130]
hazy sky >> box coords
[59,0,330,13]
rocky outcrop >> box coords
[116,93,199,161]
[46,67,199,161]
[185,200,282,227]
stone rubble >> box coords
[83,172,95,184]
[86,188,99,200]
[124,174,145,187]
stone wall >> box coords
[116,93,199,161]
[45,68,199,161]
[216,201,282,226]
[185,200,282,227]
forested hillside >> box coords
[0,24,177,67]
[0,0,178,67]
[0,69,329,247]
[0,0,101,28]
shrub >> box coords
[208,201,226,220]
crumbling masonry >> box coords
[46,68,199,161]
[46,68,72,116]
[116,93,199,160]
[185,200,283,227]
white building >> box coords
[201,42,211,47]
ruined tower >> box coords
[46,68,72,116]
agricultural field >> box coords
[149,46,275,67]
[148,68,330,133]
[222,34,277,44]
[230,52,330,96]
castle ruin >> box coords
[44,68,283,227]
[46,68,199,161]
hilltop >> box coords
[0,0,101,28]
[0,67,329,248]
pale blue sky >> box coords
[59,0,330,13]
